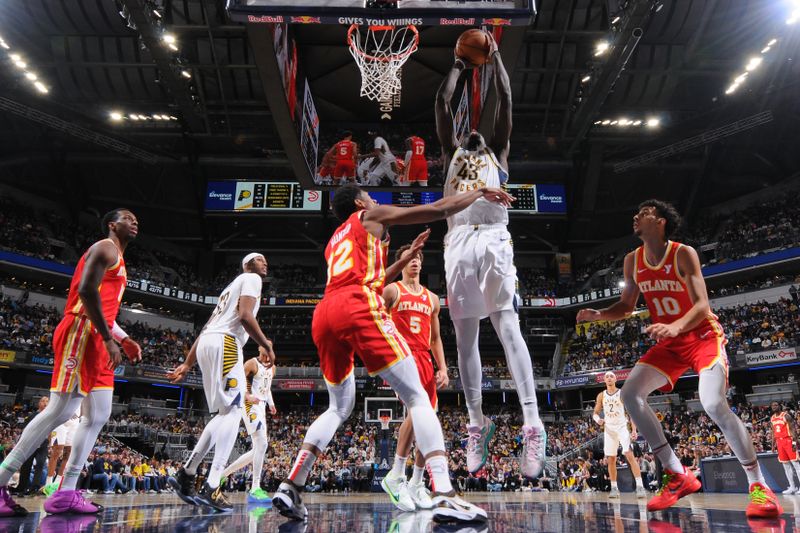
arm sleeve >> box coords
[239,273,263,299]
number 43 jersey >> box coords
[324,210,389,295]
[444,147,509,230]
[203,272,262,346]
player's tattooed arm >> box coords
[577,252,639,324]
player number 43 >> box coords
[328,239,354,278]
[651,296,681,317]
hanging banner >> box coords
[555,253,572,282]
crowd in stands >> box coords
[563,296,800,376]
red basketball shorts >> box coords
[411,350,437,409]
[319,164,333,178]
[637,319,728,392]
[407,160,428,182]
[51,314,114,396]
[777,437,798,463]
[312,287,412,385]
[333,161,356,179]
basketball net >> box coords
[379,415,391,431]
[347,24,419,102]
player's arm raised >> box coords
[430,294,449,389]
[646,245,709,341]
[435,59,464,155]
[384,229,431,283]
[382,283,400,310]
[363,187,513,229]
[592,392,604,426]
[488,37,512,167]
[576,252,639,323]
[77,239,124,370]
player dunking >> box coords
[435,35,546,477]
[577,200,781,517]
[168,253,275,512]
[0,209,142,517]
[273,183,513,524]
[326,131,358,185]
[402,135,428,187]
[219,351,277,504]
[770,401,800,494]
[592,371,646,498]
[381,244,448,512]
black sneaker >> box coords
[168,468,198,506]
[195,482,233,513]
[273,480,308,522]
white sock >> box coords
[206,407,242,490]
[391,455,408,478]
[287,449,317,487]
[792,461,800,481]
[425,455,453,494]
[784,463,796,489]
[742,460,765,485]
[635,476,644,488]
[410,465,425,485]
[611,481,618,489]
[654,444,683,474]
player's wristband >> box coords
[111,322,129,342]
[453,58,466,71]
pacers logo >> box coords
[249,413,257,422]
[225,377,238,391]
[238,190,251,202]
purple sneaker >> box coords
[40,514,98,533]
[0,486,28,517]
[44,490,103,515]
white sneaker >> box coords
[408,481,433,510]
[783,487,797,495]
[609,487,620,499]
[520,424,547,479]
[381,472,415,512]
[431,493,487,524]
[466,418,496,474]
[636,485,647,499]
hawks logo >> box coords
[381,320,396,335]
[65,356,77,370]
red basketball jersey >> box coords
[65,239,127,325]
[633,241,718,329]
[409,136,426,161]
[324,210,389,294]
[390,281,434,353]
[335,140,356,163]
[772,413,792,439]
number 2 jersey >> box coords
[443,147,509,231]
[324,210,389,295]
[633,240,721,333]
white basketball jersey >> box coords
[251,359,274,403]
[203,273,262,347]
[444,147,509,230]
[603,390,626,428]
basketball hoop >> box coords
[379,414,391,431]
[347,24,419,102]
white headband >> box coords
[604,371,616,380]
[242,253,264,271]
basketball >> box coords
[455,28,492,66]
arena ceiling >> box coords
[0,0,798,256]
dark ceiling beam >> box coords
[540,0,577,137]
[566,0,652,156]
[200,0,233,136]
[120,0,207,133]
[0,151,289,169]
[41,61,257,69]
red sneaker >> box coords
[745,482,782,519]
[646,467,701,512]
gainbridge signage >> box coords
[205,181,322,212]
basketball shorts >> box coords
[604,425,631,456]
[196,333,245,413]
[412,350,437,409]
[312,286,412,385]
[334,161,356,179]
[407,160,428,182]
[52,417,79,447]
[777,437,798,463]
[51,314,115,396]
[637,319,728,392]
[444,224,519,320]
[242,399,267,437]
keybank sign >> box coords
[535,184,566,213]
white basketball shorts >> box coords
[444,224,519,320]
[197,333,245,413]
[604,425,632,456]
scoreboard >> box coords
[205,181,322,212]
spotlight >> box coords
[0,38,8,50]
[633,120,642,126]
[734,72,748,83]
[761,46,771,53]
[180,69,191,78]
[646,118,660,127]
[594,120,601,125]
[594,41,610,56]
[745,56,763,71]
[610,120,618,125]
[9,53,21,61]
[152,9,162,18]
[611,16,621,24]
[14,60,27,69]
[768,38,777,46]
[618,118,630,126]
[130,114,140,121]
[33,81,48,94]
[725,84,739,94]
[581,75,591,83]
[162,33,176,44]
[24,72,37,80]
[601,120,610,125]
[169,115,178,120]
[167,43,178,51]
[110,111,123,121]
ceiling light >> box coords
[734,72,748,83]
[725,84,739,94]
[761,46,771,53]
[169,115,178,120]
[633,120,642,126]
[610,120,618,125]
[581,75,591,83]
[768,39,777,46]
[619,118,630,126]
[745,56,763,71]
[162,34,176,44]
[167,43,178,51]
[594,41,610,56]
[153,115,163,120]
[617,281,625,288]
[646,118,660,127]
[180,69,191,79]
[130,114,140,121]
[24,72,36,80]
[14,60,26,69]
[601,120,610,125]
[0,39,9,50]
[611,16,621,24]
[152,9,162,18]
[33,81,48,93]
[9,53,20,61]
[109,111,123,121]
[594,120,601,125]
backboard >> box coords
[364,396,405,423]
